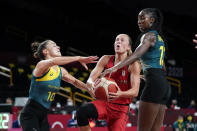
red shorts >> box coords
[91,100,129,131]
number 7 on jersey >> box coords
[159,46,165,66]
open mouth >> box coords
[116,44,120,48]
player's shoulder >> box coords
[141,32,156,46]
[102,55,113,58]
[129,60,141,72]
[59,66,66,72]
[100,55,113,60]
[143,32,155,38]
[36,59,52,66]
[98,55,113,65]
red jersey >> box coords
[104,55,132,105]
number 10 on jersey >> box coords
[47,91,55,101]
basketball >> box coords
[94,77,118,101]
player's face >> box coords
[138,11,154,32]
[45,40,61,57]
[114,34,130,54]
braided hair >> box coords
[142,8,163,35]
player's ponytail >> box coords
[127,49,132,56]
[31,40,50,60]
[31,42,40,59]
[127,35,133,57]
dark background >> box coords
[0,0,196,108]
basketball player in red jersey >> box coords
[76,34,141,131]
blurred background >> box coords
[0,0,197,130]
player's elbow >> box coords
[130,81,140,97]
[131,87,140,97]
[128,90,138,98]
[63,75,74,84]
[133,93,138,97]
[132,92,139,97]
[132,52,140,60]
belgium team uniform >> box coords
[77,56,131,131]
[20,66,62,131]
[140,30,171,104]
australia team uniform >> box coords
[77,56,131,131]
[20,66,62,131]
[140,30,171,104]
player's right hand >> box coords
[86,86,96,99]
[79,56,98,70]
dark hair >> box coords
[31,40,50,60]
[142,8,163,35]
[136,8,166,47]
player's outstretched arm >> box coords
[102,32,155,76]
[61,67,95,98]
[62,67,86,90]
[34,56,98,77]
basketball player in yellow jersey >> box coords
[19,40,98,131]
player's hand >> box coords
[86,79,96,99]
[193,34,197,49]
[87,87,96,99]
[79,56,98,70]
[108,85,121,101]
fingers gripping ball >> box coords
[94,77,118,101]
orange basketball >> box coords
[94,77,118,101]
